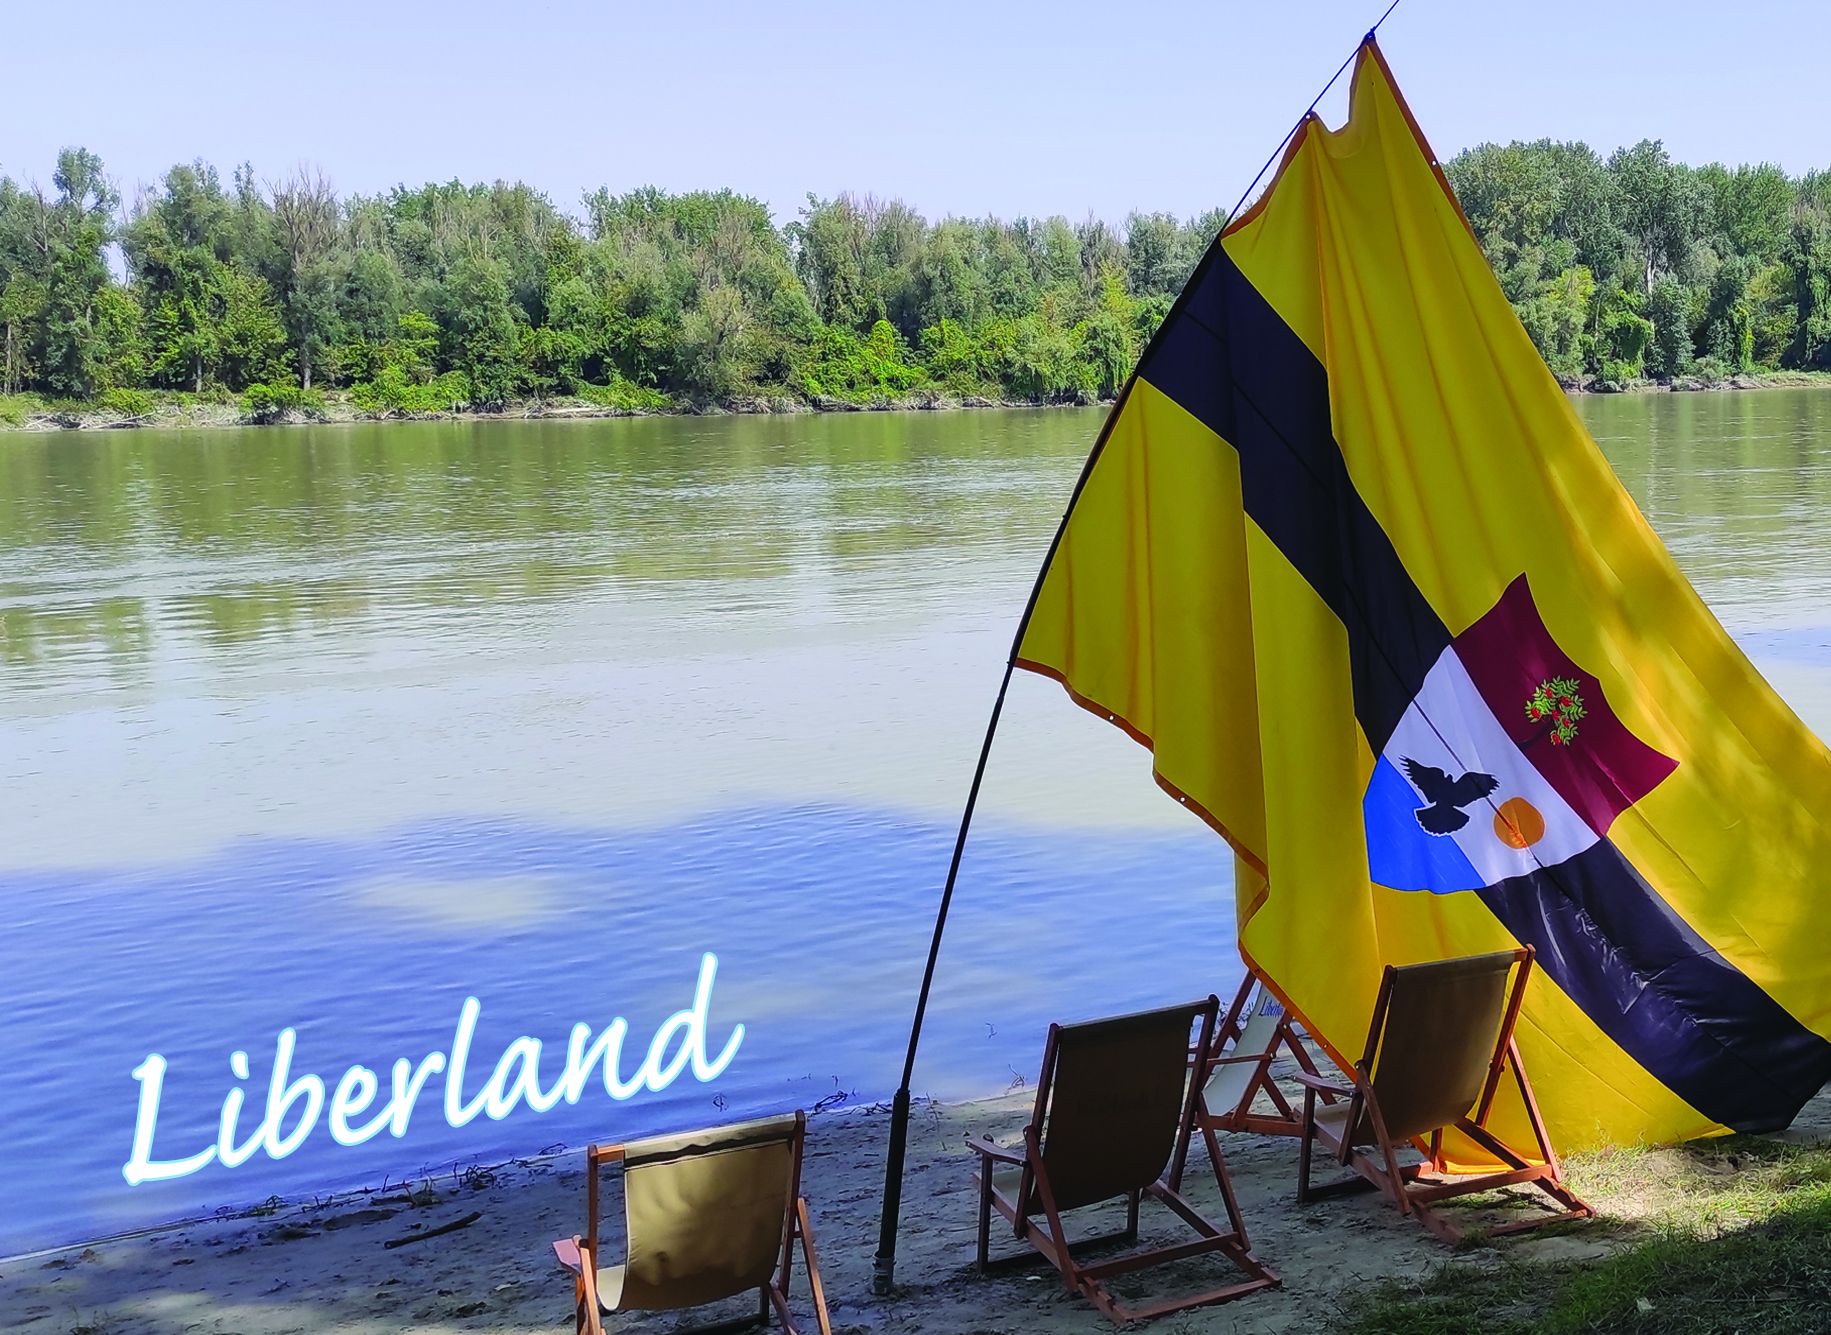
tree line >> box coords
[1,138,1827,422]
[0,152,1213,418]
[1448,139,1831,384]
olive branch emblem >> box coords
[1526,676,1585,746]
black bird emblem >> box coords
[1400,758,1499,835]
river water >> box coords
[2,392,1829,1254]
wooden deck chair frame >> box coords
[1182,972,1338,1151]
[1294,948,1593,1243]
[1167,973,1342,1191]
[1209,972,1334,1135]
[969,997,1279,1324]
[557,1110,832,1335]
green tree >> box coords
[1078,265,1136,399]
[1699,255,1758,371]
[5,135,1831,415]
[913,220,985,328]
[676,283,757,399]
[0,272,45,394]
[439,254,520,404]
[1124,211,1178,299]
[524,272,603,393]
[785,195,868,330]
[1645,277,1695,378]
[1077,216,1124,288]
[1608,140,1706,294]
[214,264,291,387]
[1701,163,1795,264]
[1521,264,1596,382]
[1451,141,1625,295]
[916,317,985,392]
[1595,284,1653,382]
[1449,141,1561,279]
[1782,204,1831,369]
[998,311,1085,402]
[1748,261,1799,367]
[89,284,148,390]
[125,161,233,391]
[269,169,342,390]
[333,248,405,381]
[36,149,119,397]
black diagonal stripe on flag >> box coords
[1139,252,1449,749]
[1134,244,1831,1132]
[1478,842,1831,1128]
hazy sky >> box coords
[7,0,1828,226]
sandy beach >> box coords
[12,1051,1824,1335]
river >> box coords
[2,392,1830,1254]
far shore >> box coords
[0,391,1097,436]
[7,1063,1828,1335]
[4,371,1830,437]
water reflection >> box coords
[1586,390,1831,627]
[0,413,1095,684]
[0,803,1235,1255]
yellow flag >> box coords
[1017,40,1831,1149]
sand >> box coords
[7,1070,1825,1335]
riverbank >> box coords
[7,1070,1827,1334]
[0,388,1103,434]
[6,370,1831,435]
[1562,369,1831,395]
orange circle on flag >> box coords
[1494,798,1545,849]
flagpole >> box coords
[870,6,1402,1296]
[868,366,1135,1294]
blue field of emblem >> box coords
[1364,755,1487,894]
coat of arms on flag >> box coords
[1365,575,1677,895]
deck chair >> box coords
[1294,948,1593,1243]
[1166,974,1340,1190]
[553,1111,832,1334]
[969,997,1279,1324]
[1201,975,1336,1136]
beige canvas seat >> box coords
[1183,974,1338,1151]
[1295,947,1593,1242]
[969,997,1279,1324]
[553,1111,831,1334]
[1167,974,1343,1190]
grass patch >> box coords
[570,377,673,413]
[1337,1138,1831,1333]
[0,391,49,425]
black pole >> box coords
[869,658,1019,1296]
[869,11,1401,1295]
[869,369,1131,1295]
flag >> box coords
[1015,39,1831,1149]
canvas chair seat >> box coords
[1169,974,1341,1190]
[1295,948,1594,1243]
[550,1241,630,1313]
[588,1264,625,1313]
[1205,1004,1279,1113]
[1308,1099,1355,1141]
[969,997,1278,1324]
[555,1111,832,1335]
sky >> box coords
[6,0,1829,227]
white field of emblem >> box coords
[1382,648,1599,886]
